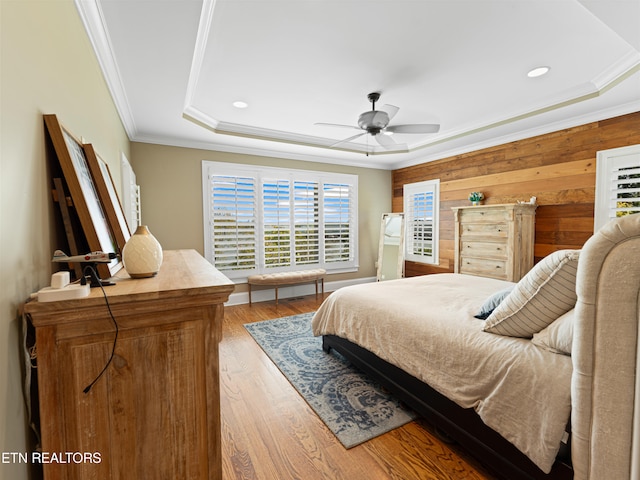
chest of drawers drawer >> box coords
[461,223,508,239]
[460,240,508,259]
[458,208,510,224]
[459,256,508,280]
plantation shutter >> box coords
[294,181,320,265]
[203,161,358,279]
[323,182,354,263]
[607,163,640,218]
[208,174,257,273]
[595,145,640,231]
[262,178,291,268]
[404,180,440,264]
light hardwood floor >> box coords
[220,294,496,480]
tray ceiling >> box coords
[77,0,640,169]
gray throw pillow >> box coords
[474,286,515,320]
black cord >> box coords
[82,265,118,394]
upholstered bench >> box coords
[247,269,326,305]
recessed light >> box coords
[233,101,248,109]
[527,66,550,78]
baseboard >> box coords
[225,276,376,306]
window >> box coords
[120,153,141,231]
[404,179,440,264]
[595,145,640,231]
[202,161,358,279]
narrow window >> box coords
[404,179,440,265]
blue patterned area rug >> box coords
[244,312,417,448]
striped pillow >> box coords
[483,249,580,338]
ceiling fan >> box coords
[316,92,440,152]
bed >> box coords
[312,213,640,480]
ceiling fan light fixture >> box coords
[527,66,550,78]
[358,111,389,130]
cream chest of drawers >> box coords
[452,203,536,282]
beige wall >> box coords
[0,1,130,478]
[130,142,392,288]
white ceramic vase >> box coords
[122,225,163,278]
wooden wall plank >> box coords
[393,112,640,277]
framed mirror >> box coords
[376,213,405,281]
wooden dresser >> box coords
[24,250,234,480]
[452,203,536,282]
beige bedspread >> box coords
[311,273,572,473]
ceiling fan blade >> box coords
[375,133,408,151]
[385,123,440,134]
[375,133,397,148]
[379,104,400,122]
[315,122,361,130]
[330,132,366,148]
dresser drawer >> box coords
[459,256,508,280]
[461,240,508,259]
[459,208,510,224]
[460,222,508,238]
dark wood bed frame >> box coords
[322,334,574,480]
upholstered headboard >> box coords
[572,213,640,480]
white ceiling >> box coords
[76,0,640,170]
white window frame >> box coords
[595,144,640,232]
[120,152,140,231]
[202,161,358,280]
[403,179,440,265]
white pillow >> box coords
[531,309,574,355]
[483,249,580,338]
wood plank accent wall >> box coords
[393,112,640,277]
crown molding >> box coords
[389,100,640,170]
[592,50,640,91]
[74,0,138,139]
[183,0,216,116]
[131,133,391,170]
[391,58,640,168]
[137,96,640,173]
[183,104,408,155]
